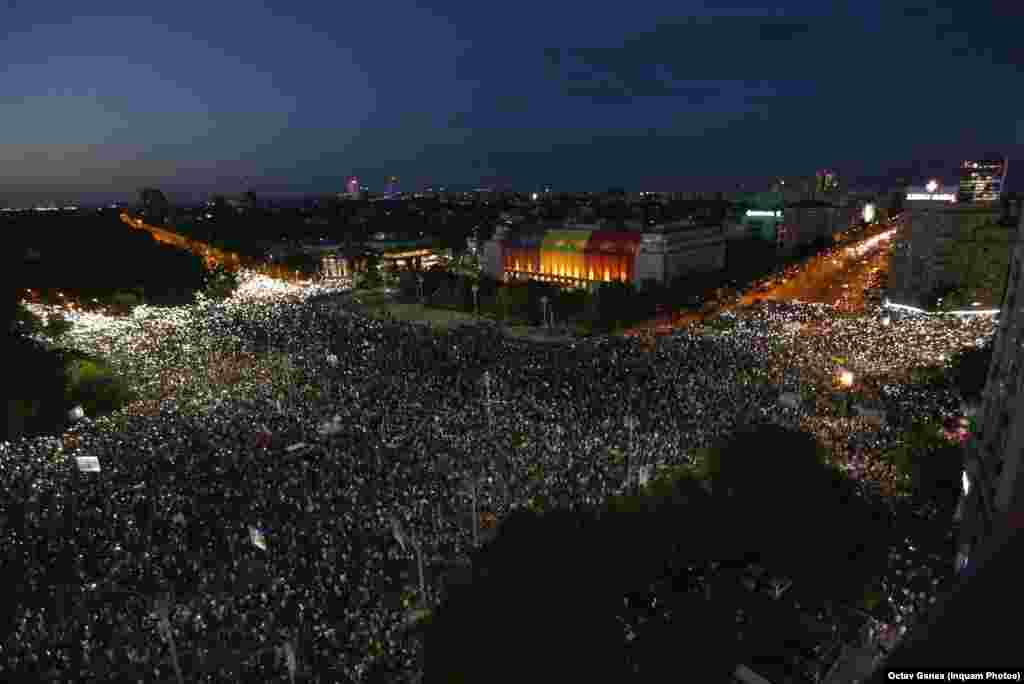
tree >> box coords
[425,510,629,684]
[282,252,321,279]
[398,271,419,301]
[583,286,605,331]
[949,340,994,401]
[2,224,30,339]
[431,277,455,308]
[138,187,170,225]
[425,501,737,683]
[362,253,382,287]
[384,260,401,287]
[887,419,962,507]
[495,284,529,322]
[452,275,471,312]
[709,424,888,603]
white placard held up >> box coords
[249,525,268,551]
[76,456,101,473]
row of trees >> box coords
[391,269,663,332]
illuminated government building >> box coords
[481,219,725,289]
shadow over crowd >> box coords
[0,273,997,682]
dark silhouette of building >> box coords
[960,209,1024,562]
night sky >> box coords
[2,1,1022,203]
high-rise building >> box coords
[887,182,1005,307]
[958,159,1008,203]
[959,208,1024,573]
[385,176,400,198]
[345,176,361,199]
[816,170,840,196]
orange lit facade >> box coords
[502,228,641,286]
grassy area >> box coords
[353,288,590,341]
[354,293,486,330]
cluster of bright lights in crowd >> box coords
[725,300,997,377]
[209,269,347,308]
[12,265,990,653]
[21,272,351,407]
[24,271,349,343]
[861,203,876,223]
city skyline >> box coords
[1,1,1022,204]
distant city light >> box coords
[906,193,956,201]
[926,179,939,194]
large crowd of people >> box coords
[0,269,998,681]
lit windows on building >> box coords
[958,159,1008,203]
[500,229,640,286]
[345,176,361,198]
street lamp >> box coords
[417,275,425,303]
[540,295,550,330]
[471,283,480,316]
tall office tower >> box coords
[958,159,1008,203]
[346,176,361,199]
[385,176,400,197]
[959,209,1024,571]
[815,170,840,197]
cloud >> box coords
[543,7,1020,106]
[756,21,812,42]
[448,94,537,129]
[900,5,932,19]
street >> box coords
[628,217,903,337]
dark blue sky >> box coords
[1,1,1021,203]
